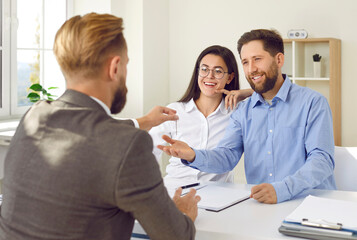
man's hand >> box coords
[215,88,254,110]
[250,183,277,204]
[173,188,201,222]
[136,106,178,131]
[157,135,196,162]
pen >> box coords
[180,183,200,189]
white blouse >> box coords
[149,98,235,183]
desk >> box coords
[132,182,357,240]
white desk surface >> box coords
[133,181,357,240]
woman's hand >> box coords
[216,88,254,110]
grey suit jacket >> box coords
[0,90,195,240]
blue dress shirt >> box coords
[184,75,336,203]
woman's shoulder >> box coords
[166,101,190,111]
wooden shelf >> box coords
[283,38,340,43]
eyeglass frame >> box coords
[198,65,230,79]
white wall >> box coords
[74,0,169,118]
[73,0,111,14]
[142,0,169,114]
[111,0,144,118]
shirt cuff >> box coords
[131,119,139,129]
[271,181,292,203]
[181,159,191,166]
[180,149,205,170]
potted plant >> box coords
[27,83,58,103]
[313,54,322,78]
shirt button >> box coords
[268,151,271,154]
[269,173,273,177]
[269,129,273,133]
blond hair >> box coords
[53,13,126,78]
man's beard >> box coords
[110,76,127,114]
[247,61,279,95]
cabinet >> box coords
[282,38,341,145]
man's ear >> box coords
[109,56,121,81]
[276,53,284,68]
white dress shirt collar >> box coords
[90,96,111,115]
[184,98,229,116]
[90,96,140,128]
[183,99,196,113]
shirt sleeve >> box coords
[183,110,244,173]
[272,95,336,203]
[115,130,195,240]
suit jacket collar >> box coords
[57,89,107,115]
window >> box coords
[0,0,10,116]
[0,0,73,118]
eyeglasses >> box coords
[198,65,229,79]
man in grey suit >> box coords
[0,13,200,240]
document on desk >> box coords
[196,185,250,212]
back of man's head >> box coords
[237,29,284,57]
[53,13,126,79]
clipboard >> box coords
[301,218,342,230]
[279,195,357,239]
[279,221,357,240]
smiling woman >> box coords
[149,45,253,183]
[196,54,233,106]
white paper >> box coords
[285,195,357,231]
[196,185,250,211]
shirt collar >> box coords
[184,98,196,112]
[218,99,229,114]
[274,74,291,102]
[184,98,228,115]
[251,74,292,108]
[90,96,111,115]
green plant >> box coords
[27,83,58,103]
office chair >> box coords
[334,146,357,191]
